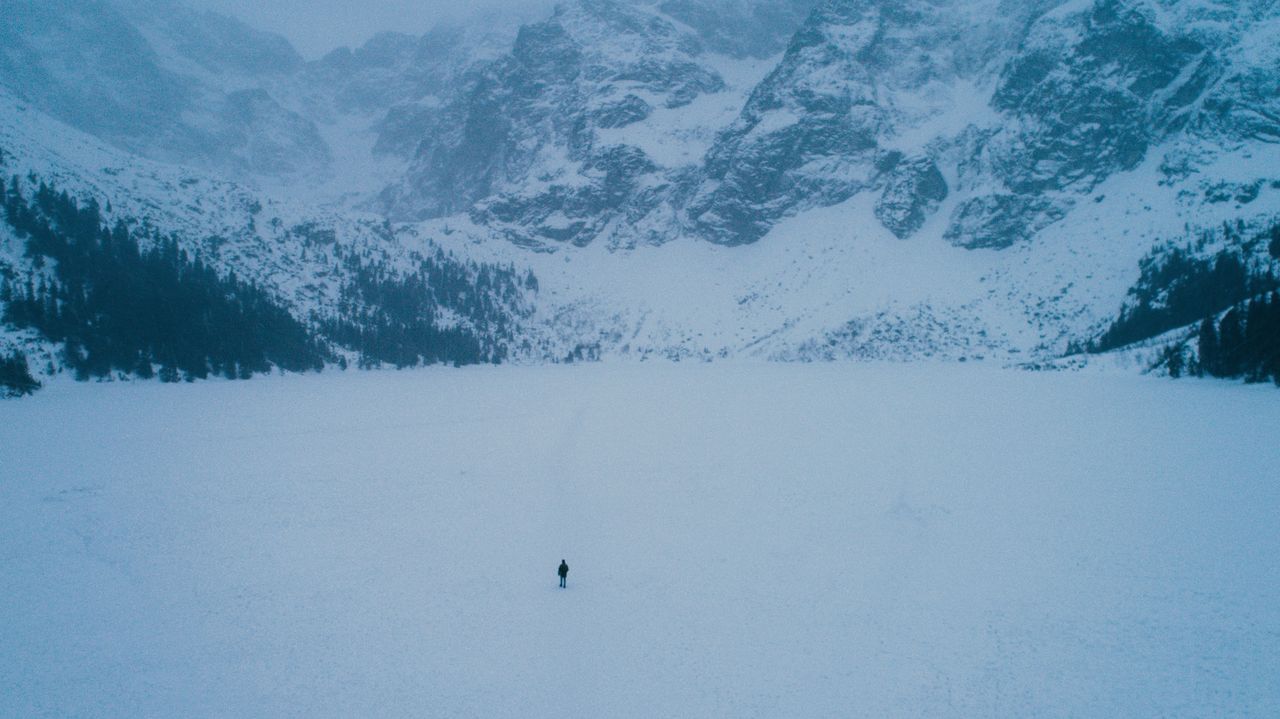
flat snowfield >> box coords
[1,364,1277,717]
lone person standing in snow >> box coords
[558,559,569,588]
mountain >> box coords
[375,0,806,249]
[0,0,330,178]
[1,0,1279,393]
[689,0,1280,248]
[0,87,544,384]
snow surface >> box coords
[2,364,1277,717]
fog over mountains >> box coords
[2,0,1279,387]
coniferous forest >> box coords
[0,174,536,394]
[2,175,327,382]
[1086,219,1280,385]
[1091,221,1279,353]
[321,243,534,369]
[1192,290,1280,384]
[0,349,39,396]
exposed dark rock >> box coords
[380,0,732,247]
[989,0,1217,195]
[593,95,653,128]
[944,194,1067,250]
[874,157,948,239]
[1204,180,1264,205]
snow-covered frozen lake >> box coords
[2,364,1277,717]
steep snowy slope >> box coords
[657,0,821,58]
[0,90,542,377]
[0,0,821,209]
[0,0,329,178]
[417,146,1277,364]
[689,0,1012,245]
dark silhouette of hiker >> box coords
[558,560,569,588]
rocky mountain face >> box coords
[656,0,820,58]
[690,0,1279,249]
[381,2,723,233]
[3,0,1275,247]
[0,0,330,177]
[372,0,1279,253]
[949,0,1219,249]
[688,0,973,245]
[377,0,821,248]
[317,25,519,155]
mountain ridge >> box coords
[1,0,1279,391]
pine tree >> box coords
[1261,292,1280,384]
[1218,308,1245,378]
[0,350,40,397]
[1243,297,1266,382]
[1197,317,1218,376]
[1166,344,1184,378]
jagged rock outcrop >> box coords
[471,145,661,248]
[937,0,1215,250]
[942,0,1265,248]
[943,194,1067,250]
[680,0,1053,246]
[686,0,902,245]
[676,0,1275,250]
[378,0,729,247]
[874,154,948,239]
[988,0,1215,195]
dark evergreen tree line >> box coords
[1195,290,1280,384]
[1,174,326,382]
[1088,220,1280,353]
[0,349,40,397]
[0,171,540,392]
[320,244,534,369]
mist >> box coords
[191,0,559,58]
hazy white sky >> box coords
[193,0,556,58]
